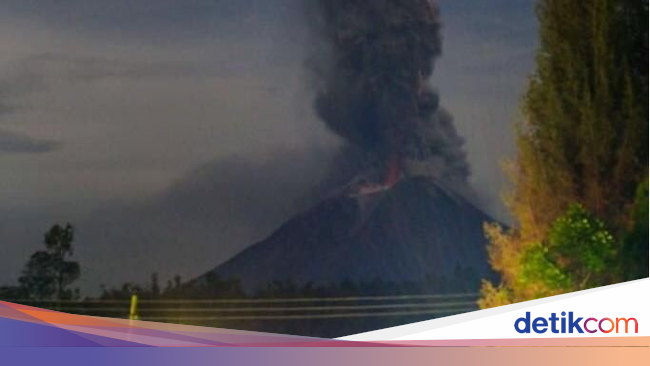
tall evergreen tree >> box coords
[480,0,648,308]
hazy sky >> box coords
[0,0,537,294]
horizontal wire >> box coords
[137,293,479,304]
[49,301,478,314]
[139,307,478,321]
[2,293,478,305]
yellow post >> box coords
[129,293,139,320]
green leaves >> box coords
[520,242,571,293]
[622,180,649,280]
[480,0,647,309]
[519,204,617,296]
[547,204,616,277]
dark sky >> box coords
[0,0,537,295]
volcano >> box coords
[203,177,498,293]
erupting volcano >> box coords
[313,0,470,197]
[201,0,497,294]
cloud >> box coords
[70,147,338,293]
[1,52,204,97]
[0,52,196,155]
[0,128,59,154]
[12,53,203,83]
[0,0,306,43]
[0,0,331,293]
[0,147,340,294]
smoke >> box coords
[309,0,470,192]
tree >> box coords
[480,0,648,308]
[513,0,647,233]
[480,205,618,308]
[519,205,617,294]
[621,180,649,281]
[150,272,161,298]
[0,286,27,299]
[19,224,80,300]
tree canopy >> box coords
[18,224,80,300]
[480,0,648,308]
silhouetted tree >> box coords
[0,286,27,299]
[150,272,161,298]
[19,224,80,300]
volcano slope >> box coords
[205,177,497,293]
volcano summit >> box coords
[205,177,497,292]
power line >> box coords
[2,293,478,305]
[3,293,479,323]
[136,293,480,304]
[48,301,478,314]
[140,307,477,321]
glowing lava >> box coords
[349,154,402,197]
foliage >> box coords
[514,0,648,228]
[477,281,511,309]
[100,273,246,300]
[482,204,618,306]
[0,286,27,299]
[522,205,616,294]
[519,242,571,294]
[622,180,649,280]
[480,0,648,308]
[546,205,617,280]
[18,224,81,300]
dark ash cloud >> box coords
[310,0,470,194]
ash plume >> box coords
[310,0,471,193]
